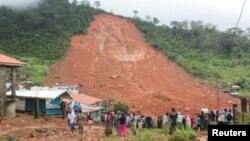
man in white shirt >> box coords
[68,110,77,135]
[162,112,169,127]
[176,112,183,128]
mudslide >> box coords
[44,13,238,116]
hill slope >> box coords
[44,14,238,115]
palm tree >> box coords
[133,10,138,17]
[94,1,101,9]
[145,15,151,22]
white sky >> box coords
[0,0,41,8]
[88,0,250,31]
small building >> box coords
[0,54,26,117]
[52,84,80,93]
[69,93,103,106]
[6,89,71,116]
[68,93,104,115]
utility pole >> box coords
[215,74,220,111]
[34,90,39,119]
[34,97,39,119]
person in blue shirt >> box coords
[73,102,79,115]
[196,114,201,131]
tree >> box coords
[80,0,90,6]
[153,17,159,25]
[145,15,151,22]
[72,0,78,5]
[94,1,101,9]
[247,28,250,39]
[114,102,128,114]
[133,10,138,18]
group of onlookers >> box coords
[103,111,155,137]
[59,102,234,136]
[60,101,99,135]
[159,108,234,134]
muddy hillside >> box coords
[44,13,238,116]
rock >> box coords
[118,84,124,88]
[184,107,191,112]
[110,74,119,79]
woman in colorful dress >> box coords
[119,113,127,136]
[105,111,113,136]
[131,114,137,135]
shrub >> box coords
[114,102,128,114]
[169,128,196,141]
[243,113,250,125]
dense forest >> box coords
[131,17,250,95]
[0,0,103,83]
[0,0,250,95]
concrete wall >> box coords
[5,100,16,117]
[0,66,6,115]
[16,99,25,111]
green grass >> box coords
[15,56,49,85]
[103,128,169,141]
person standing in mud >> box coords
[119,113,127,136]
[87,112,93,129]
[60,101,67,119]
[131,113,137,135]
[200,111,205,130]
[169,108,178,135]
[162,112,169,127]
[114,111,121,135]
[76,109,85,134]
[73,102,79,116]
[196,113,201,131]
[209,111,216,125]
[68,110,77,135]
[105,111,113,136]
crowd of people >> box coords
[102,107,234,136]
[103,111,155,137]
[165,108,234,134]
[60,101,234,137]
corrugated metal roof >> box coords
[0,54,26,67]
[70,93,103,105]
[6,90,68,99]
[80,104,103,113]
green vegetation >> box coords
[130,17,250,95]
[169,128,196,141]
[243,113,250,124]
[0,0,103,84]
[103,128,168,141]
[234,110,250,125]
[1,0,250,96]
[114,102,129,114]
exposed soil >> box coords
[43,13,239,116]
[0,114,104,141]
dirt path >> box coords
[0,125,57,136]
[43,13,239,116]
[1,124,105,141]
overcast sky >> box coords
[1,0,249,31]
[88,0,250,31]
[0,0,41,8]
